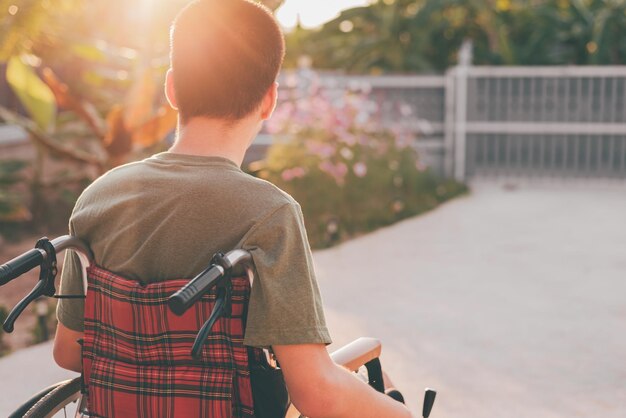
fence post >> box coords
[444,68,456,178]
[453,40,472,182]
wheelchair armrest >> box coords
[329,337,382,372]
[284,337,383,418]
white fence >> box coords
[451,66,626,181]
[314,66,626,181]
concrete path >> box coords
[0,341,76,415]
[1,184,625,417]
[316,184,626,417]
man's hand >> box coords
[53,322,83,372]
[273,344,412,418]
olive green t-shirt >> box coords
[56,152,331,348]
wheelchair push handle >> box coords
[0,236,94,289]
[1,236,94,333]
[168,249,252,316]
[168,266,224,316]
[0,249,45,286]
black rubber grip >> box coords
[423,389,437,418]
[168,266,223,316]
[0,249,44,286]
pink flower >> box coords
[319,161,348,185]
[340,147,354,160]
[336,162,348,177]
[292,167,306,178]
[415,161,428,172]
[395,132,415,148]
[307,141,336,159]
[266,101,295,134]
[281,169,295,182]
[353,162,367,178]
[400,104,413,116]
[392,200,405,213]
[339,132,358,146]
[281,167,307,182]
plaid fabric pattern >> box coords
[82,265,259,418]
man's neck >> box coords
[168,116,260,167]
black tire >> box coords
[21,377,83,418]
[8,383,60,418]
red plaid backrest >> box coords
[82,265,257,418]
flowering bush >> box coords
[255,75,467,248]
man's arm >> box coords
[274,344,412,418]
[53,322,83,373]
[54,247,86,373]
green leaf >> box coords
[0,160,27,186]
[6,56,57,132]
[71,43,106,63]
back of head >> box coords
[170,0,285,123]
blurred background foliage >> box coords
[0,160,28,224]
[0,0,185,231]
[285,0,626,72]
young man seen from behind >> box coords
[53,1,412,417]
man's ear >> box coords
[260,82,279,121]
[165,69,179,110]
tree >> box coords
[286,0,500,73]
[0,0,179,229]
[285,0,626,73]
[1,0,183,166]
[550,0,626,65]
[0,0,79,59]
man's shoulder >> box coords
[73,160,149,207]
[73,156,299,217]
[93,159,148,184]
[239,173,298,209]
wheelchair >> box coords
[1,236,436,417]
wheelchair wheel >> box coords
[8,383,59,418]
[19,377,84,418]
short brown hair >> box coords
[170,0,285,122]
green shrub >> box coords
[0,160,29,225]
[255,78,467,248]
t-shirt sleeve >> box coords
[56,222,86,332]
[241,202,332,348]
